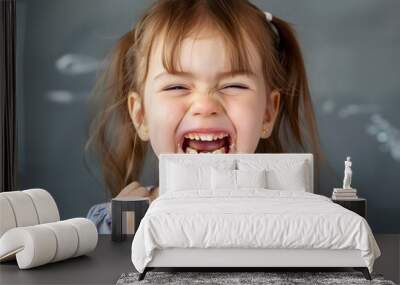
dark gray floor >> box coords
[0,235,398,285]
[374,234,400,284]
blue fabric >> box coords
[86,202,112,234]
[86,186,156,234]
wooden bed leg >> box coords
[354,267,371,280]
[138,268,148,281]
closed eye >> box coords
[224,84,248,89]
[163,84,248,91]
[164,85,186,91]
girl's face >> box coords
[129,28,279,157]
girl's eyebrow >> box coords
[153,70,256,81]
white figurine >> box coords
[342,156,352,189]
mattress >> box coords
[131,189,381,273]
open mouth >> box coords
[181,132,232,154]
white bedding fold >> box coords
[131,190,380,273]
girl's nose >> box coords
[190,93,223,117]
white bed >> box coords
[131,154,381,280]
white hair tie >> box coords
[264,11,273,22]
[264,10,279,40]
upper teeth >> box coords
[184,133,228,141]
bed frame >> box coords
[138,154,372,281]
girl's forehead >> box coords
[148,29,262,81]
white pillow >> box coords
[236,169,267,188]
[166,158,236,192]
[238,159,308,191]
[266,161,307,191]
[167,162,210,191]
[211,168,236,190]
[211,168,267,190]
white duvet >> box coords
[131,189,380,273]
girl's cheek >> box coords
[148,98,187,155]
[227,99,264,153]
[234,116,261,153]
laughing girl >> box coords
[86,0,320,233]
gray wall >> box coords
[16,0,400,233]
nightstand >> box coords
[332,198,367,219]
[111,196,150,242]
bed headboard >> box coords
[159,153,314,194]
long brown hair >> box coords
[85,0,322,198]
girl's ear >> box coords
[127,92,149,141]
[261,89,280,139]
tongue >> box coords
[187,139,226,152]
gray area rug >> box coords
[117,271,396,285]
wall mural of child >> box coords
[85,0,321,233]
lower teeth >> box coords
[185,146,226,154]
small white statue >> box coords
[342,156,353,189]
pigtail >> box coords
[259,16,321,159]
[84,30,147,198]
